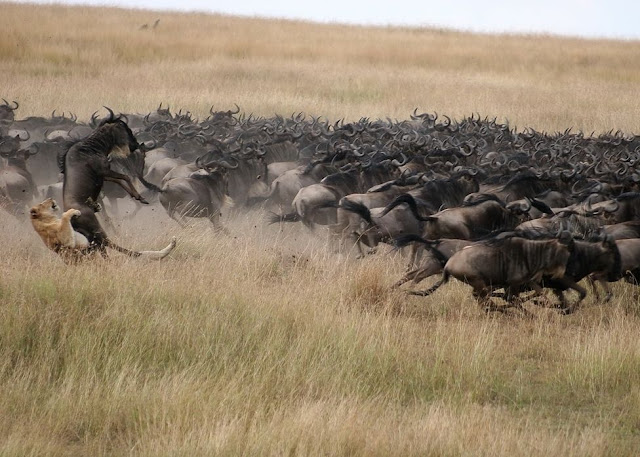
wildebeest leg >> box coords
[408,244,424,271]
[474,288,506,313]
[393,258,443,290]
[586,276,601,302]
[104,170,149,204]
[352,232,368,259]
[504,282,540,317]
[207,211,229,235]
[587,275,612,302]
[552,278,587,315]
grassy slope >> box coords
[2,2,640,132]
[1,3,640,456]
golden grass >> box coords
[2,3,640,455]
[2,2,640,132]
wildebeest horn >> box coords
[2,99,18,110]
[604,201,619,213]
[507,160,520,171]
[391,152,409,167]
[584,197,593,213]
[460,143,475,157]
[90,111,99,127]
[103,106,115,122]
[218,157,239,169]
[142,139,157,151]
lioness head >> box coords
[30,198,59,219]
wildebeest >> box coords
[0,142,38,216]
[61,108,175,258]
[590,237,640,300]
[417,233,578,313]
[465,170,561,204]
[269,162,399,229]
[604,221,640,240]
[101,148,161,220]
[339,171,480,259]
[391,234,475,289]
[158,165,232,231]
[504,233,620,310]
[417,194,531,241]
[0,99,19,127]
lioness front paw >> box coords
[72,209,82,218]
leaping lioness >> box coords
[58,107,176,259]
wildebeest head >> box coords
[0,135,21,156]
[99,107,140,159]
[0,99,19,123]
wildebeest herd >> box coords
[2,98,640,314]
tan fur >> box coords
[108,144,130,159]
[30,198,89,255]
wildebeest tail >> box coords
[408,270,450,297]
[380,194,432,221]
[105,236,176,259]
[338,199,372,224]
[530,198,554,215]
[139,176,162,193]
[267,211,300,224]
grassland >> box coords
[1,2,640,455]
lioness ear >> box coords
[30,208,39,218]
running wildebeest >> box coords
[61,107,175,258]
[414,232,580,314]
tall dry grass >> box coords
[1,2,640,132]
[2,2,640,455]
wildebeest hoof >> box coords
[85,197,102,212]
[138,197,150,205]
[559,306,574,315]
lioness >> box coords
[30,198,90,260]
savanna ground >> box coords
[1,2,640,455]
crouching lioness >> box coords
[30,198,90,260]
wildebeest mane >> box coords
[80,118,134,154]
[321,169,358,189]
[500,170,549,196]
[56,138,81,174]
